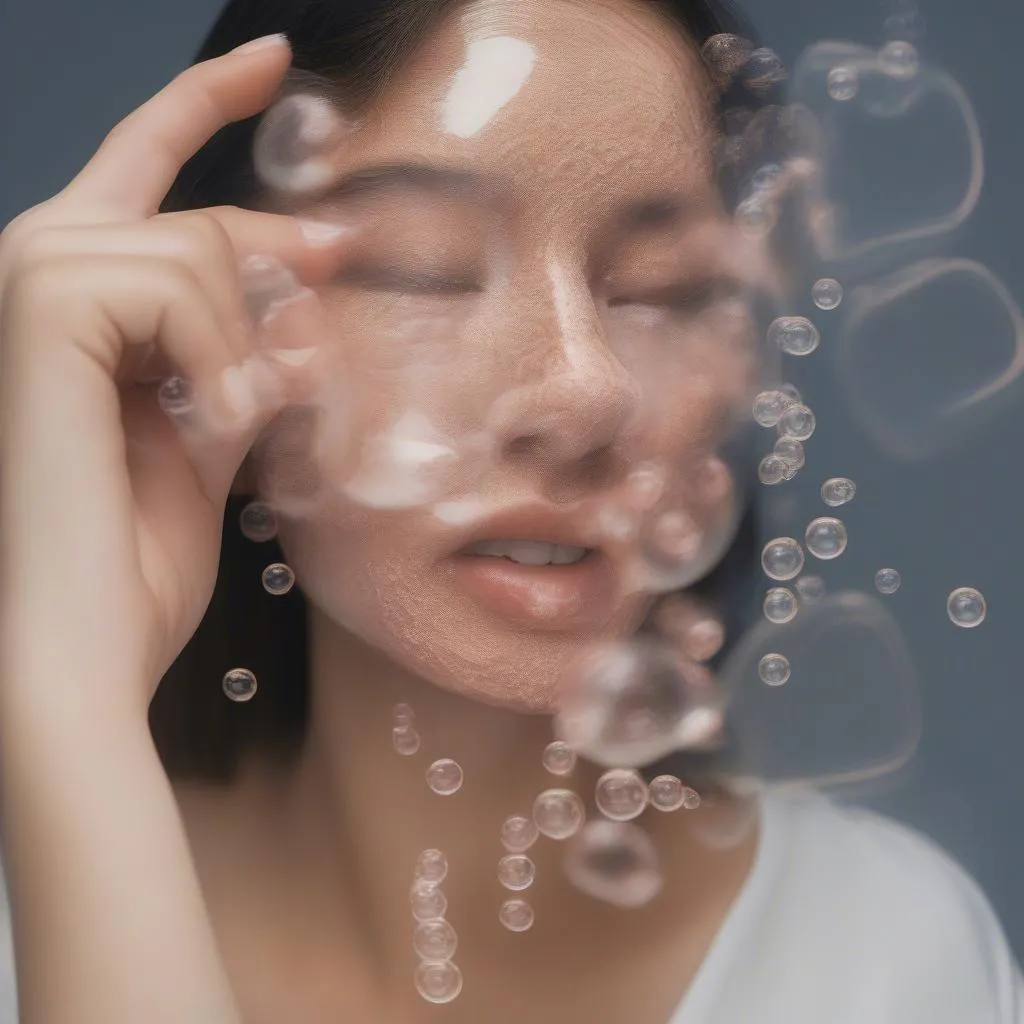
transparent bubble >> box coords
[682,787,703,810]
[753,389,790,427]
[499,898,535,933]
[761,538,805,581]
[757,454,786,486]
[827,65,859,101]
[414,960,463,1005]
[769,316,820,356]
[595,769,649,822]
[533,789,586,840]
[763,587,799,624]
[774,437,806,471]
[555,639,720,767]
[393,726,421,756]
[947,587,986,628]
[564,820,663,909]
[393,702,415,726]
[253,92,351,195]
[741,47,788,96]
[410,880,448,922]
[812,278,844,311]
[415,849,448,885]
[701,33,756,88]
[239,500,278,542]
[157,377,193,418]
[750,163,783,193]
[426,759,464,795]
[542,741,577,776]
[498,855,536,892]
[261,563,296,596]
[736,195,777,237]
[796,575,827,603]
[879,40,920,80]
[875,568,902,595]
[759,653,792,687]
[805,518,848,560]
[778,404,817,441]
[778,383,802,404]
[821,477,857,507]
[222,667,257,703]
[649,775,686,812]
[501,815,539,853]
[413,919,458,961]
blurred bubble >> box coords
[157,377,193,418]
[806,518,848,560]
[595,769,649,822]
[778,404,817,441]
[543,741,577,776]
[413,920,458,961]
[533,789,585,840]
[564,820,663,909]
[812,278,844,310]
[827,65,859,101]
[393,703,415,726]
[741,48,788,95]
[222,668,257,703]
[701,33,756,89]
[415,850,448,885]
[761,538,805,581]
[501,815,539,853]
[821,477,857,507]
[393,726,421,756]
[414,961,463,1004]
[770,316,820,356]
[764,587,799,624]
[758,653,791,687]
[500,899,535,932]
[239,500,278,542]
[796,575,827,603]
[947,587,986,628]
[875,568,902,595]
[498,855,536,892]
[879,40,920,80]
[649,775,687,812]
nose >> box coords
[488,264,642,474]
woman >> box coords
[0,1,1020,1022]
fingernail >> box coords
[297,219,350,247]
[230,33,289,56]
[221,364,256,427]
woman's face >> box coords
[260,0,764,712]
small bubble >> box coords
[795,575,827,603]
[222,667,257,703]
[393,702,415,726]
[778,383,802,404]
[736,196,777,237]
[501,815,539,853]
[426,759,464,795]
[778,404,816,441]
[415,849,448,885]
[564,820,663,909]
[947,587,986,628]
[827,65,859,101]
[261,563,296,595]
[498,855,536,892]
[763,587,799,624]
[774,437,806,471]
[821,477,857,507]
[742,47,788,95]
[812,278,844,310]
[393,726,421,756]
[157,377,194,418]
[413,919,458,961]
[759,653,791,686]
[410,879,448,922]
[682,787,702,810]
[753,389,790,428]
[750,163,783,193]
[542,741,577,776]
[414,960,463,1005]
[879,40,920,79]
[758,454,787,486]
[761,538,805,581]
[701,33,756,88]
[533,789,586,840]
[875,568,902,595]
[499,898,535,932]
[649,775,686,812]
[769,315,820,356]
[805,518,848,560]
[239,500,278,542]
[595,769,649,822]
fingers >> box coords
[61,35,292,218]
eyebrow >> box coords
[317,161,709,229]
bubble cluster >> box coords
[875,568,902,595]
[542,741,577,776]
[761,538,805,581]
[533,789,586,840]
[501,815,539,853]
[763,587,799,624]
[222,667,257,703]
[812,278,844,311]
[947,587,986,628]
[769,316,820,356]
[758,653,791,687]
[821,477,857,507]
[805,518,848,560]
[499,898,535,933]
[564,820,663,909]
[827,65,859,101]
[239,500,278,542]
[595,769,649,822]
[261,563,296,596]
[498,855,536,892]
[426,759,464,795]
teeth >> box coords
[467,540,588,565]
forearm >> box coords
[0,688,241,1024]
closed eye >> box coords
[608,277,742,314]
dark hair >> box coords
[152,0,774,783]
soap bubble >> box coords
[498,855,536,892]
[774,437,806,472]
[736,195,778,237]
[393,726,421,756]
[796,575,827,603]
[805,518,848,560]
[533,789,585,840]
[426,759,464,795]
[415,850,448,885]
[947,587,986,628]
[413,920,458,961]
[564,820,663,909]
[261,563,296,596]
[742,47,788,95]
[701,33,756,89]
[649,775,687,812]
[758,454,787,485]
[157,377,193,418]
[821,478,857,507]
[501,815,539,853]
[542,741,577,776]
[758,653,791,687]
[812,278,844,310]
[763,587,799,624]
[499,899,535,932]
[778,404,817,441]
[827,65,859,101]
[595,769,649,822]
[414,961,463,1005]
[393,703,415,726]
[769,316,820,356]
[879,40,920,80]
[750,163,784,193]
[222,668,257,703]
[555,639,721,768]
[682,787,702,810]
[410,880,448,922]
[753,389,791,427]
[761,538,805,581]
[239,500,278,542]
[875,568,902,595]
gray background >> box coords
[1,0,1022,964]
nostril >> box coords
[504,434,544,458]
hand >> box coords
[0,34,345,718]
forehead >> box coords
[344,0,717,204]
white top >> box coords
[0,788,1019,1023]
